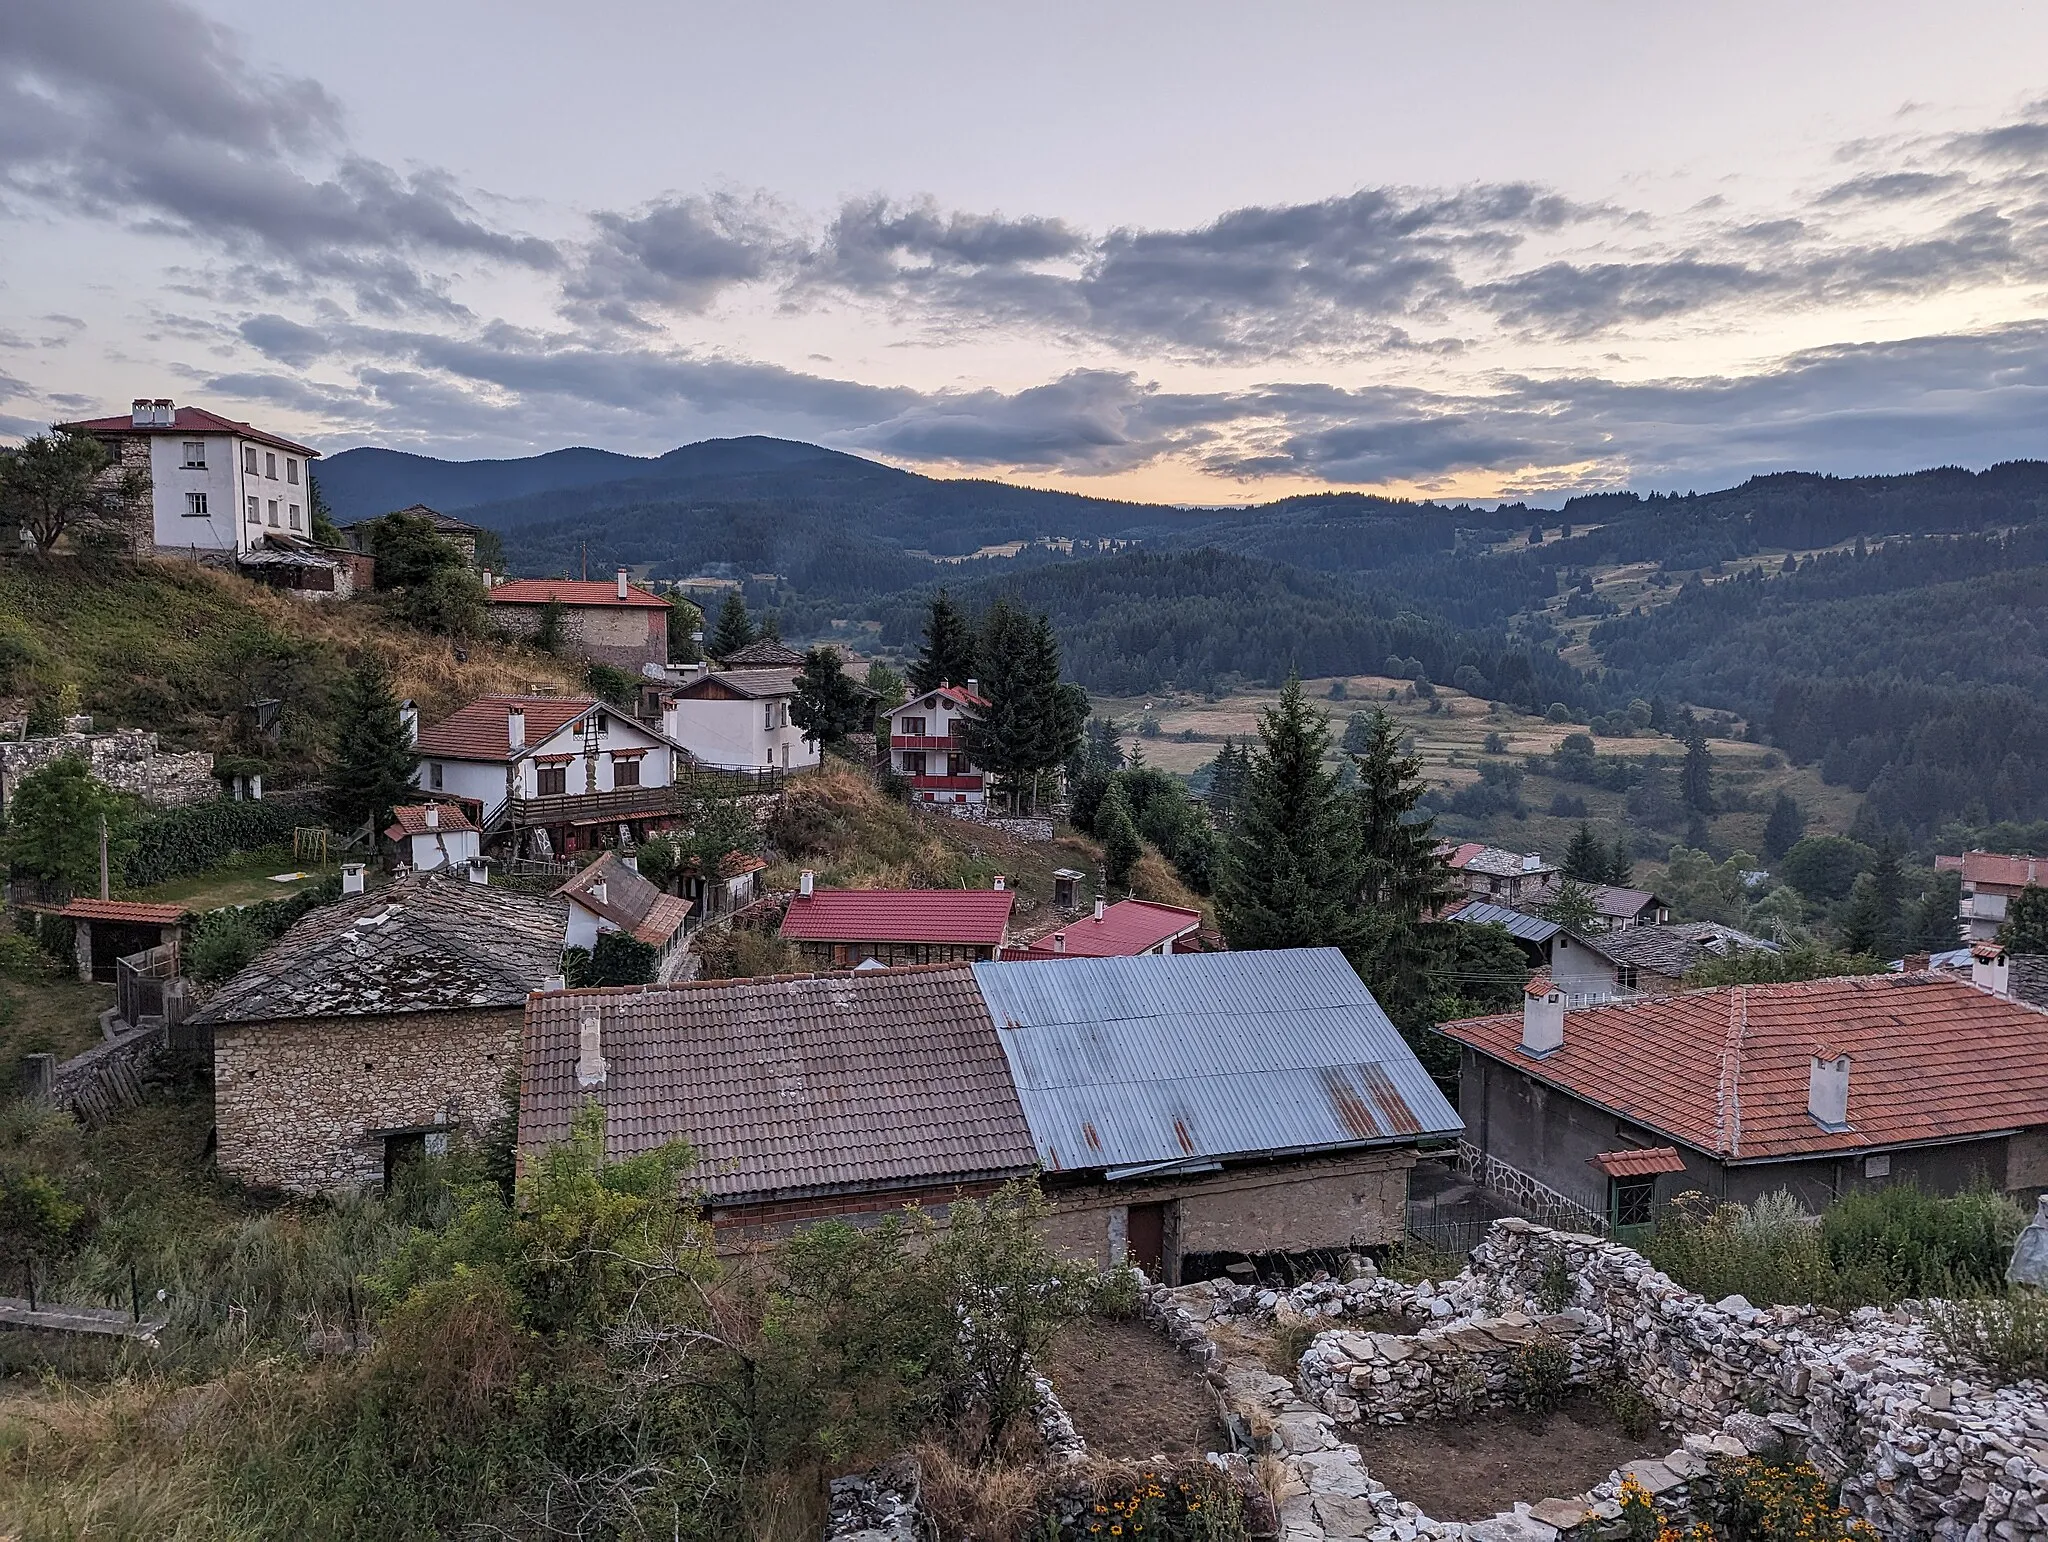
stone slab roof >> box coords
[188,874,567,1026]
[1574,921,1774,977]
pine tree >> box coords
[1348,707,1452,1021]
[908,589,978,693]
[789,645,869,750]
[1839,873,1895,960]
[1999,883,2048,954]
[957,603,1083,812]
[1761,792,1806,862]
[1208,739,1248,828]
[1095,778,1143,895]
[708,592,754,660]
[1563,821,1607,882]
[1681,716,1715,813]
[328,657,419,834]
[1906,870,1962,953]
[1533,877,1600,933]
[1217,676,1365,953]
[1606,833,1634,887]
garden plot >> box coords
[1041,1316,1228,1459]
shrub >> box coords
[1536,1252,1573,1313]
[1927,1292,2048,1384]
[563,931,657,987]
[1265,1319,1316,1377]
[0,928,56,982]
[1820,1186,2022,1299]
[1091,1266,1142,1321]
[1512,1335,1571,1415]
[1596,1367,1657,1439]
[1645,1191,1837,1308]
[184,910,262,984]
[1632,1455,1881,1541]
[124,798,299,887]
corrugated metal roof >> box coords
[972,947,1461,1173]
[1447,901,1559,943]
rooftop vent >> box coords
[615,566,629,601]
[424,804,440,829]
[1093,896,1107,921]
[799,870,815,898]
[152,398,174,426]
[992,874,1006,892]
[341,861,366,896]
[1053,931,1066,954]
[588,879,607,905]
[466,856,489,886]
[506,705,525,749]
[576,1009,608,1089]
[131,398,152,427]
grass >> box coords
[0,975,114,1071]
[129,846,329,911]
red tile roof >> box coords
[1015,900,1202,959]
[415,696,594,761]
[58,406,317,457]
[59,899,186,925]
[1440,973,2048,1161]
[718,852,766,879]
[1956,851,2048,890]
[487,578,669,610]
[384,803,478,838]
[780,887,1014,946]
[1590,1146,1687,1178]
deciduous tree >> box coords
[0,429,142,550]
[1,758,133,887]
[1999,882,2048,954]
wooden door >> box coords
[1126,1203,1167,1276]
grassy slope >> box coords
[0,555,581,774]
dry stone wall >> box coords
[0,729,216,812]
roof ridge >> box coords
[541,960,978,998]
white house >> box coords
[383,803,482,874]
[553,852,693,980]
[57,399,320,557]
[884,681,989,807]
[659,665,819,773]
[410,694,686,856]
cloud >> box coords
[566,193,796,324]
[0,0,556,313]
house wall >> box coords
[415,713,675,823]
[494,601,667,670]
[1040,1147,1417,1284]
[888,692,987,807]
[233,439,313,544]
[147,435,243,553]
[791,939,996,968]
[214,1006,521,1193]
[663,694,816,771]
[1461,1047,2025,1219]
[405,827,479,872]
[415,756,509,821]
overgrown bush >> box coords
[1032,1461,1251,1541]
[184,910,262,984]
[124,798,299,887]
[1595,1366,1658,1439]
[1512,1334,1571,1415]
[1619,1456,1879,1541]
[0,928,56,982]
[562,931,658,987]
[1265,1319,1316,1376]
[1819,1185,2022,1299]
[1927,1292,2048,1384]
[1090,1265,1142,1321]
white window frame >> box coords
[246,495,261,523]
[286,457,300,485]
[184,491,209,517]
[182,441,207,469]
[243,445,259,474]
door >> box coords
[383,1132,426,1193]
[1126,1202,1167,1277]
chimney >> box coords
[966,677,979,697]
[542,971,566,993]
[1093,896,1107,922]
[425,803,440,829]
[1520,978,1565,1057]
[993,874,1006,891]
[341,861,366,896]
[1809,1052,1852,1131]
[621,852,639,873]
[506,705,525,749]
[799,869,815,898]
[131,398,152,428]
[480,568,493,589]
[1522,853,1542,872]
[466,856,489,885]
[589,879,607,905]
[1973,944,2010,998]
[576,1008,608,1089]
[1053,931,1066,954]
[1903,952,1930,974]
[152,398,174,426]
[616,567,629,600]
[399,699,418,746]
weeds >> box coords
[1927,1291,2048,1384]
[1264,1320,1316,1377]
[1511,1335,1571,1416]
[1595,1366,1658,1439]
[1535,1252,1573,1313]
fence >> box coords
[1449,1139,1608,1235]
[116,942,187,1034]
[3,875,72,910]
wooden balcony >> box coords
[488,766,800,831]
[907,773,985,792]
[891,733,959,751]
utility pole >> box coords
[98,814,110,900]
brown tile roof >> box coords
[58,405,317,457]
[415,695,594,761]
[780,887,1013,946]
[671,666,801,700]
[487,578,669,609]
[1590,1146,1687,1178]
[553,852,691,948]
[59,899,186,925]
[1957,850,2048,890]
[188,874,567,1025]
[518,965,1036,1205]
[718,852,766,879]
[1440,973,2048,1161]
[384,803,478,838]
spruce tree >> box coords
[1563,821,1607,882]
[908,589,978,693]
[957,603,1083,812]
[328,657,419,833]
[1217,677,1365,953]
[789,646,870,750]
[1096,778,1143,895]
[1761,792,1805,862]
[708,592,754,660]
[1349,707,1452,1021]
[1680,716,1715,813]
[1533,876,1600,933]
[1606,833,1635,887]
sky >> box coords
[4,0,2048,505]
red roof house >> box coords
[780,876,1014,967]
[485,570,671,670]
[1010,899,1203,959]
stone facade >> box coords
[213,1007,520,1192]
[0,729,216,814]
[492,601,667,671]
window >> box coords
[429,762,444,791]
[1615,964,1639,991]
[1613,1179,1655,1228]
[613,758,640,788]
[182,441,207,468]
[265,452,277,479]
[900,716,926,737]
[267,499,279,526]
[286,458,300,485]
[184,492,209,517]
[246,495,261,522]
[536,765,567,797]
[903,751,927,776]
[948,752,971,776]
[243,446,258,474]
[288,504,302,531]
[765,702,783,731]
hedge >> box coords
[124,799,302,887]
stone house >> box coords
[1546,919,1774,998]
[1439,842,1559,908]
[1438,969,2048,1236]
[189,873,568,1193]
[519,947,1461,1275]
[343,504,487,567]
[486,570,671,670]
[778,875,1015,967]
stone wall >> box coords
[0,729,216,813]
[493,602,667,670]
[214,1007,519,1192]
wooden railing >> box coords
[486,766,802,831]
